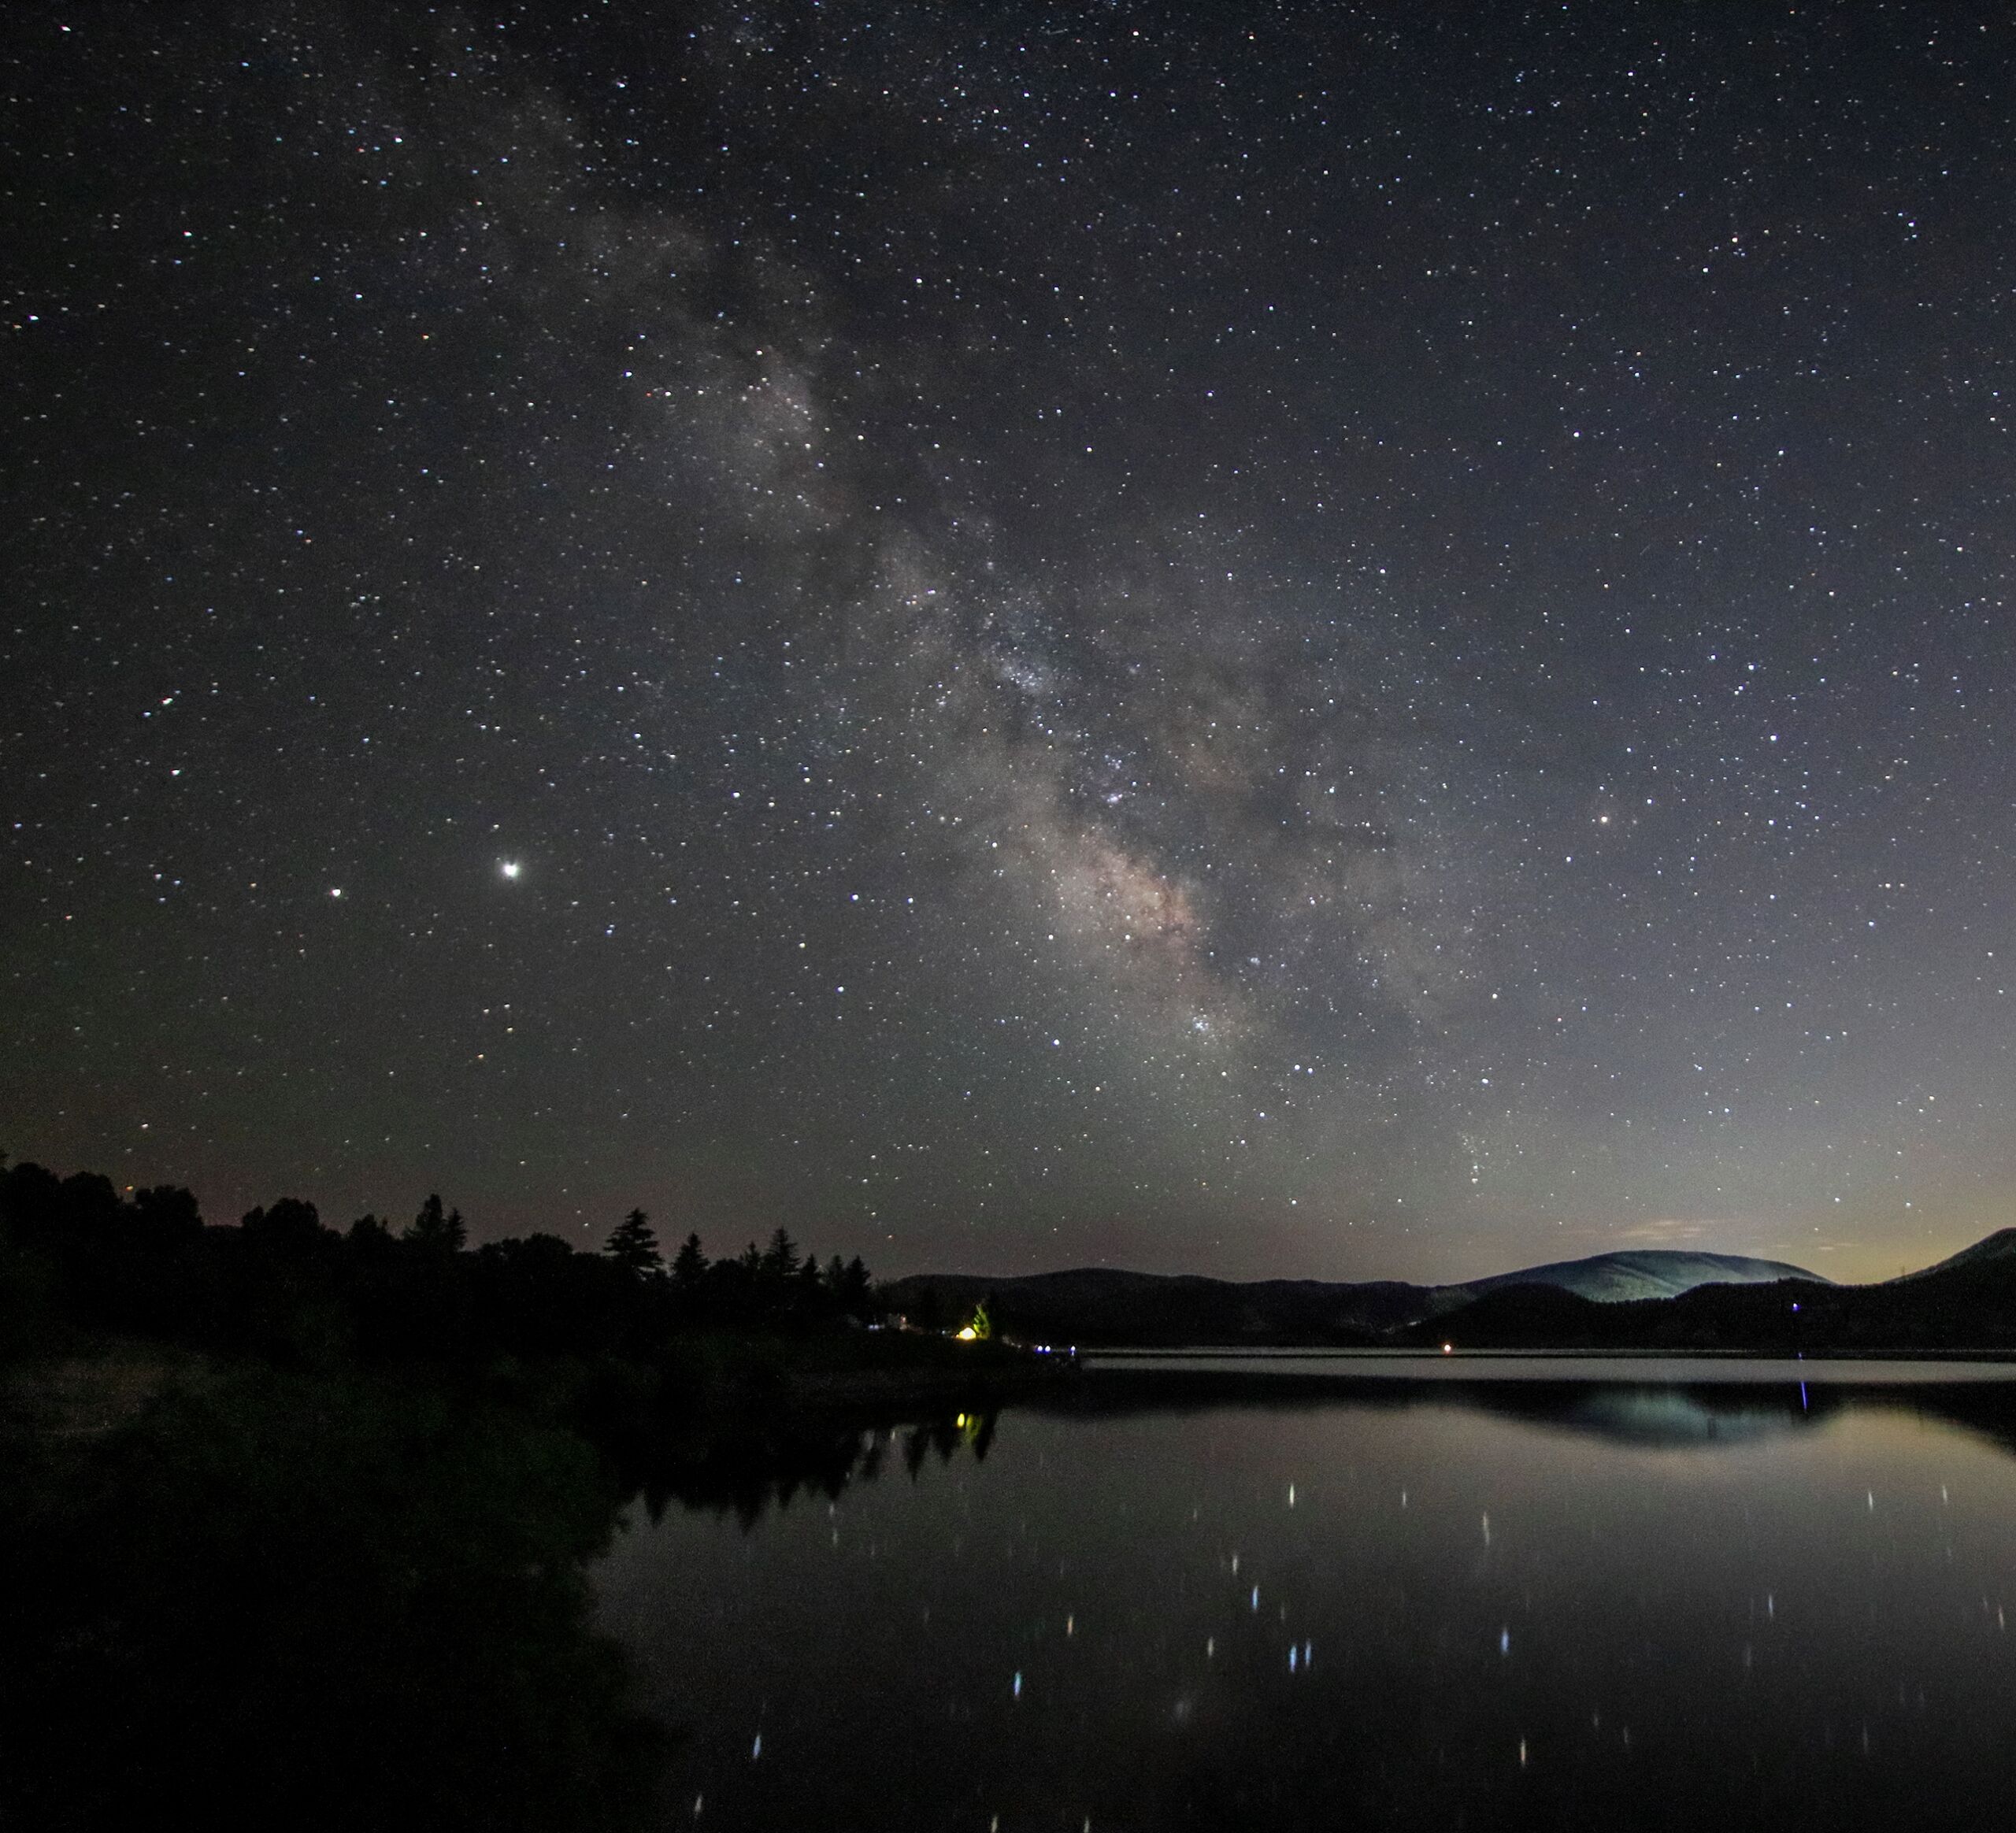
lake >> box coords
[596,1357,2016,1831]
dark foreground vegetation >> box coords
[0,1155,1056,1831]
[0,1364,663,1831]
[0,1157,1058,1437]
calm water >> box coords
[596,1361,2016,1831]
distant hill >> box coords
[880,1247,1826,1349]
[1900,1228,2016,1281]
[876,1268,1429,1348]
[1397,1242,2016,1354]
[885,1228,2016,1353]
[1459,1249,1825,1305]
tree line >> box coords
[0,1154,880,1373]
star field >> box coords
[4,2,2013,1279]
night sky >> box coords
[5,3,2012,1282]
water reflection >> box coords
[16,1366,2016,1831]
[628,1408,1000,1530]
[1048,1362,2016,1461]
[1500,1385,1804,1448]
[0,1371,1011,1831]
[600,1368,2016,1832]
[1323,1378,1826,1452]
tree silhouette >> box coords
[132,1183,202,1242]
[1,1150,891,1374]
[405,1194,466,1253]
[241,1198,327,1251]
[758,1227,799,1283]
[605,1209,662,1276]
[671,1233,707,1288]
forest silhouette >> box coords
[0,1154,1019,1831]
[0,1156,876,1372]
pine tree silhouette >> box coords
[606,1207,662,1275]
[405,1193,466,1252]
[758,1227,799,1282]
[671,1231,707,1287]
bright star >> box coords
[500,860,521,879]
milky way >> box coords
[5,4,2013,1279]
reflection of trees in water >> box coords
[629,1405,999,1530]
[28,1361,2016,1831]
[0,1372,666,1833]
[0,1381,1001,1829]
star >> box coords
[5,2,2006,1284]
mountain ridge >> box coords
[1460,1248,1821,1304]
[1903,1228,2016,1281]
[880,1246,1830,1347]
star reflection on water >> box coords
[598,1364,2016,1832]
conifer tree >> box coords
[672,1231,707,1287]
[758,1226,799,1282]
[406,1193,466,1252]
[606,1207,662,1275]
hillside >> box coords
[880,1247,1825,1348]
[876,1268,1429,1348]
[1901,1228,2016,1281]
[1460,1249,1823,1304]
[1404,1249,2016,1354]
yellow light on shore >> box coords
[955,1325,979,1342]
